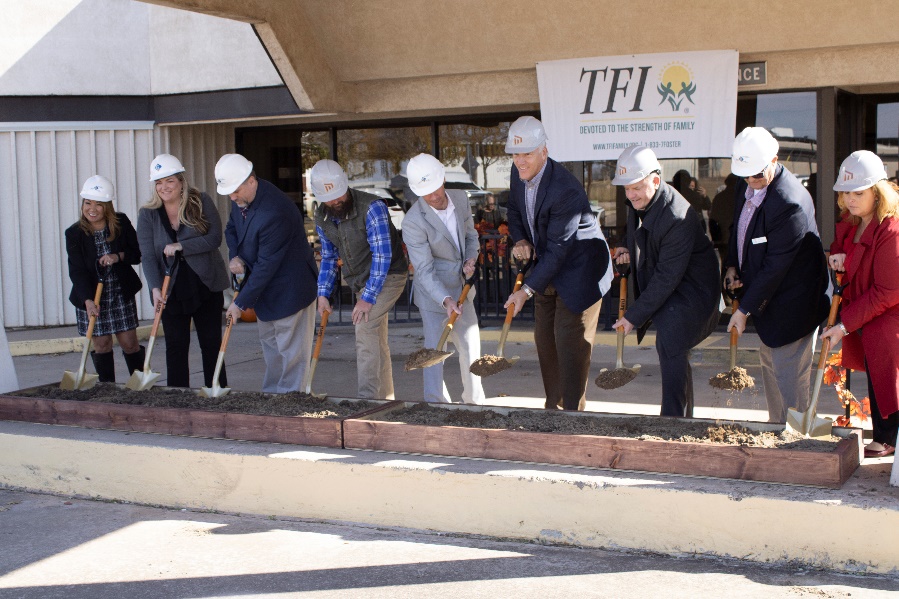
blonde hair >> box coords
[143,172,210,234]
[78,199,120,241]
[837,179,899,226]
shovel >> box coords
[787,272,845,438]
[595,262,641,389]
[125,252,180,391]
[198,314,235,398]
[470,259,530,377]
[708,282,756,391]
[305,309,329,398]
[60,269,106,391]
[405,269,477,371]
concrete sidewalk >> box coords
[4,318,861,424]
[0,488,896,599]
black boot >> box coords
[90,351,116,383]
[123,346,146,375]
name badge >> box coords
[751,236,767,245]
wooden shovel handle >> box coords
[220,315,235,352]
[730,299,740,347]
[312,310,330,361]
[617,275,627,320]
[149,274,172,337]
[816,289,844,370]
[84,283,104,340]
[504,273,526,325]
[446,283,472,327]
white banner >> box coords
[537,50,738,161]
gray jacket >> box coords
[402,189,479,313]
[136,192,230,295]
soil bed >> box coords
[21,384,374,419]
[378,403,839,452]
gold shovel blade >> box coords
[198,385,231,398]
[125,370,161,391]
[60,371,99,391]
[786,408,833,439]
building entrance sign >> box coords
[536,50,738,160]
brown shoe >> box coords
[863,443,895,458]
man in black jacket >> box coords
[725,127,830,423]
[611,145,721,417]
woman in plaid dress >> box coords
[65,175,144,382]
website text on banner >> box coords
[536,50,738,161]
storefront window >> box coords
[336,126,430,190]
[877,103,899,180]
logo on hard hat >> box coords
[657,62,696,112]
[154,163,162,171]
[842,170,854,181]
[618,166,627,175]
[735,155,750,164]
[92,185,102,191]
[513,135,523,145]
[323,183,334,192]
[216,177,224,184]
[419,175,430,183]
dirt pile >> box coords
[469,355,511,377]
[709,367,756,391]
[594,368,638,389]
[404,348,452,371]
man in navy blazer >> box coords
[504,117,612,411]
[218,154,319,394]
[724,128,830,423]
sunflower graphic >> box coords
[657,62,696,111]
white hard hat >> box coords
[80,175,115,202]
[215,154,253,195]
[833,150,888,192]
[505,116,547,153]
[731,127,779,177]
[149,154,185,182]
[611,145,662,186]
[406,153,446,197]
[309,159,349,202]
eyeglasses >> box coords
[749,164,769,179]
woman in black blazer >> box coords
[65,175,144,382]
[137,155,230,388]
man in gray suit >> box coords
[402,153,485,404]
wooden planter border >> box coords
[0,385,386,449]
[343,401,861,489]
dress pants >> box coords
[866,361,899,446]
[258,301,316,394]
[657,344,693,417]
[420,297,485,405]
[355,273,407,399]
[161,291,225,388]
[534,285,602,411]
[759,329,816,423]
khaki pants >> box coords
[258,301,316,394]
[534,285,602,411]
[759,328,817,423]
[355,273,407,399]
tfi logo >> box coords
[323,183,334,192]
[513,135,523,145]
[580,65,652,114]
[842,170,854,181]
[618,166,627,176]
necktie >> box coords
[240,206,249,220]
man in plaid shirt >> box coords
[311,160,408,399]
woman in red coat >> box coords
[823,151,899,458]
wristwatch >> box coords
[522,284,534,299]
